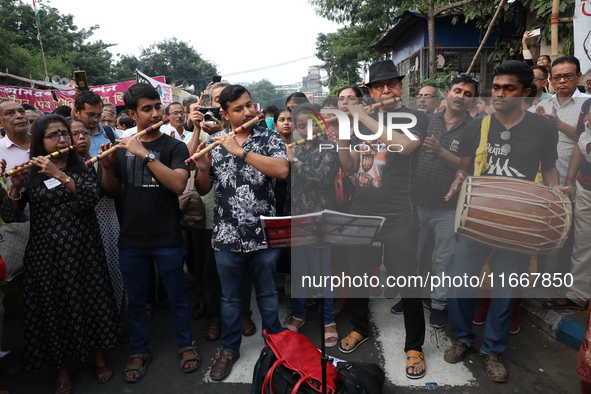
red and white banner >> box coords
[0,86,56,111]
[574,0,591,74]
[53,81,136,108]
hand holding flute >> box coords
[185,113,264,164]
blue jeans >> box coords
[214,249,282,355]
[119,246,192,354]
[447,236,529,355]
[417,205,455,310]
[291,245,334,325]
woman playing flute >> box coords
[0,114,119,394]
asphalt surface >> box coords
[2,289,581,394]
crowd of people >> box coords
[0,50,591,394]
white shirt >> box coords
[529,89,591,183]
[0,136,30,188]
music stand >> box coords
[261,210,385,394]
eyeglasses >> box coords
[82,111,102,120]
[457,74,479,83]
[71,130,90,137]
[550,74,576,82]
[532,77,547,83]
[171,111,186,116]
[101,119,116,126]
[370,80,400,91]
[500,130,511,155]
[44,130,71,140]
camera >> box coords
[198,107,222,122]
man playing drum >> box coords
[444,60,566,383]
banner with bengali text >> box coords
[0,86,56,112]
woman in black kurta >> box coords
[0,115,118,393]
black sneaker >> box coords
[429,308,446,329]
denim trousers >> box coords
[417,205,456,310]
[291,245,334,325]
[119,246,192,354]
[214,249,282,355]
[447,236,529,355]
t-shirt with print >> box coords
[113,133,189,248]
[459,112,558,182]
[351,106,429,219]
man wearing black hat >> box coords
[336,59,429,379]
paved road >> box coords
[2,293,580,393]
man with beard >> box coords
[194,84,288,381]
[401,75,478,329]
[336,59,429,379]
[416,86,441,114]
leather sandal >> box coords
[178,343,200,373]
[324,322,338,348]
[204,321,221,341]
[338,331,368,354]
[210,348,239,382]
[481,354,507,383]
[123,353,151,383]
[283,317,305,332]
[406,350,426,379]
[95,359,113,384]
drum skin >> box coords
[455,176,572,255]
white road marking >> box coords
[370,298,475,387]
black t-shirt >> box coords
[459,112,558,181]
[113,133,190,248]
[351,106,429,218]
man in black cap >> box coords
[336,59,429,379]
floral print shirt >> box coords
[207,125,288,252]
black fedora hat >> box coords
[368,59,405,85]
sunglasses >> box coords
[500,130,511,155]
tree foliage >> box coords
[112,38,218,90]
[248,79,287,108]
[0,1,218,88]
[0,0,115,84]
[310,0,576,81]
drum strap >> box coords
[474,115,491,176]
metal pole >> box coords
[34,18,49,82]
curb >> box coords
[521,298,586,350]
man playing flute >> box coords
[99,83,199,383]
[194,84,289,381]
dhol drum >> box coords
[455,176,572,255]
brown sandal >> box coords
[338,331,368,354]
[406,350,426,379]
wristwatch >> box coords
[143,151,156,164]
[292,157,300,164]
[62,176,72,185]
